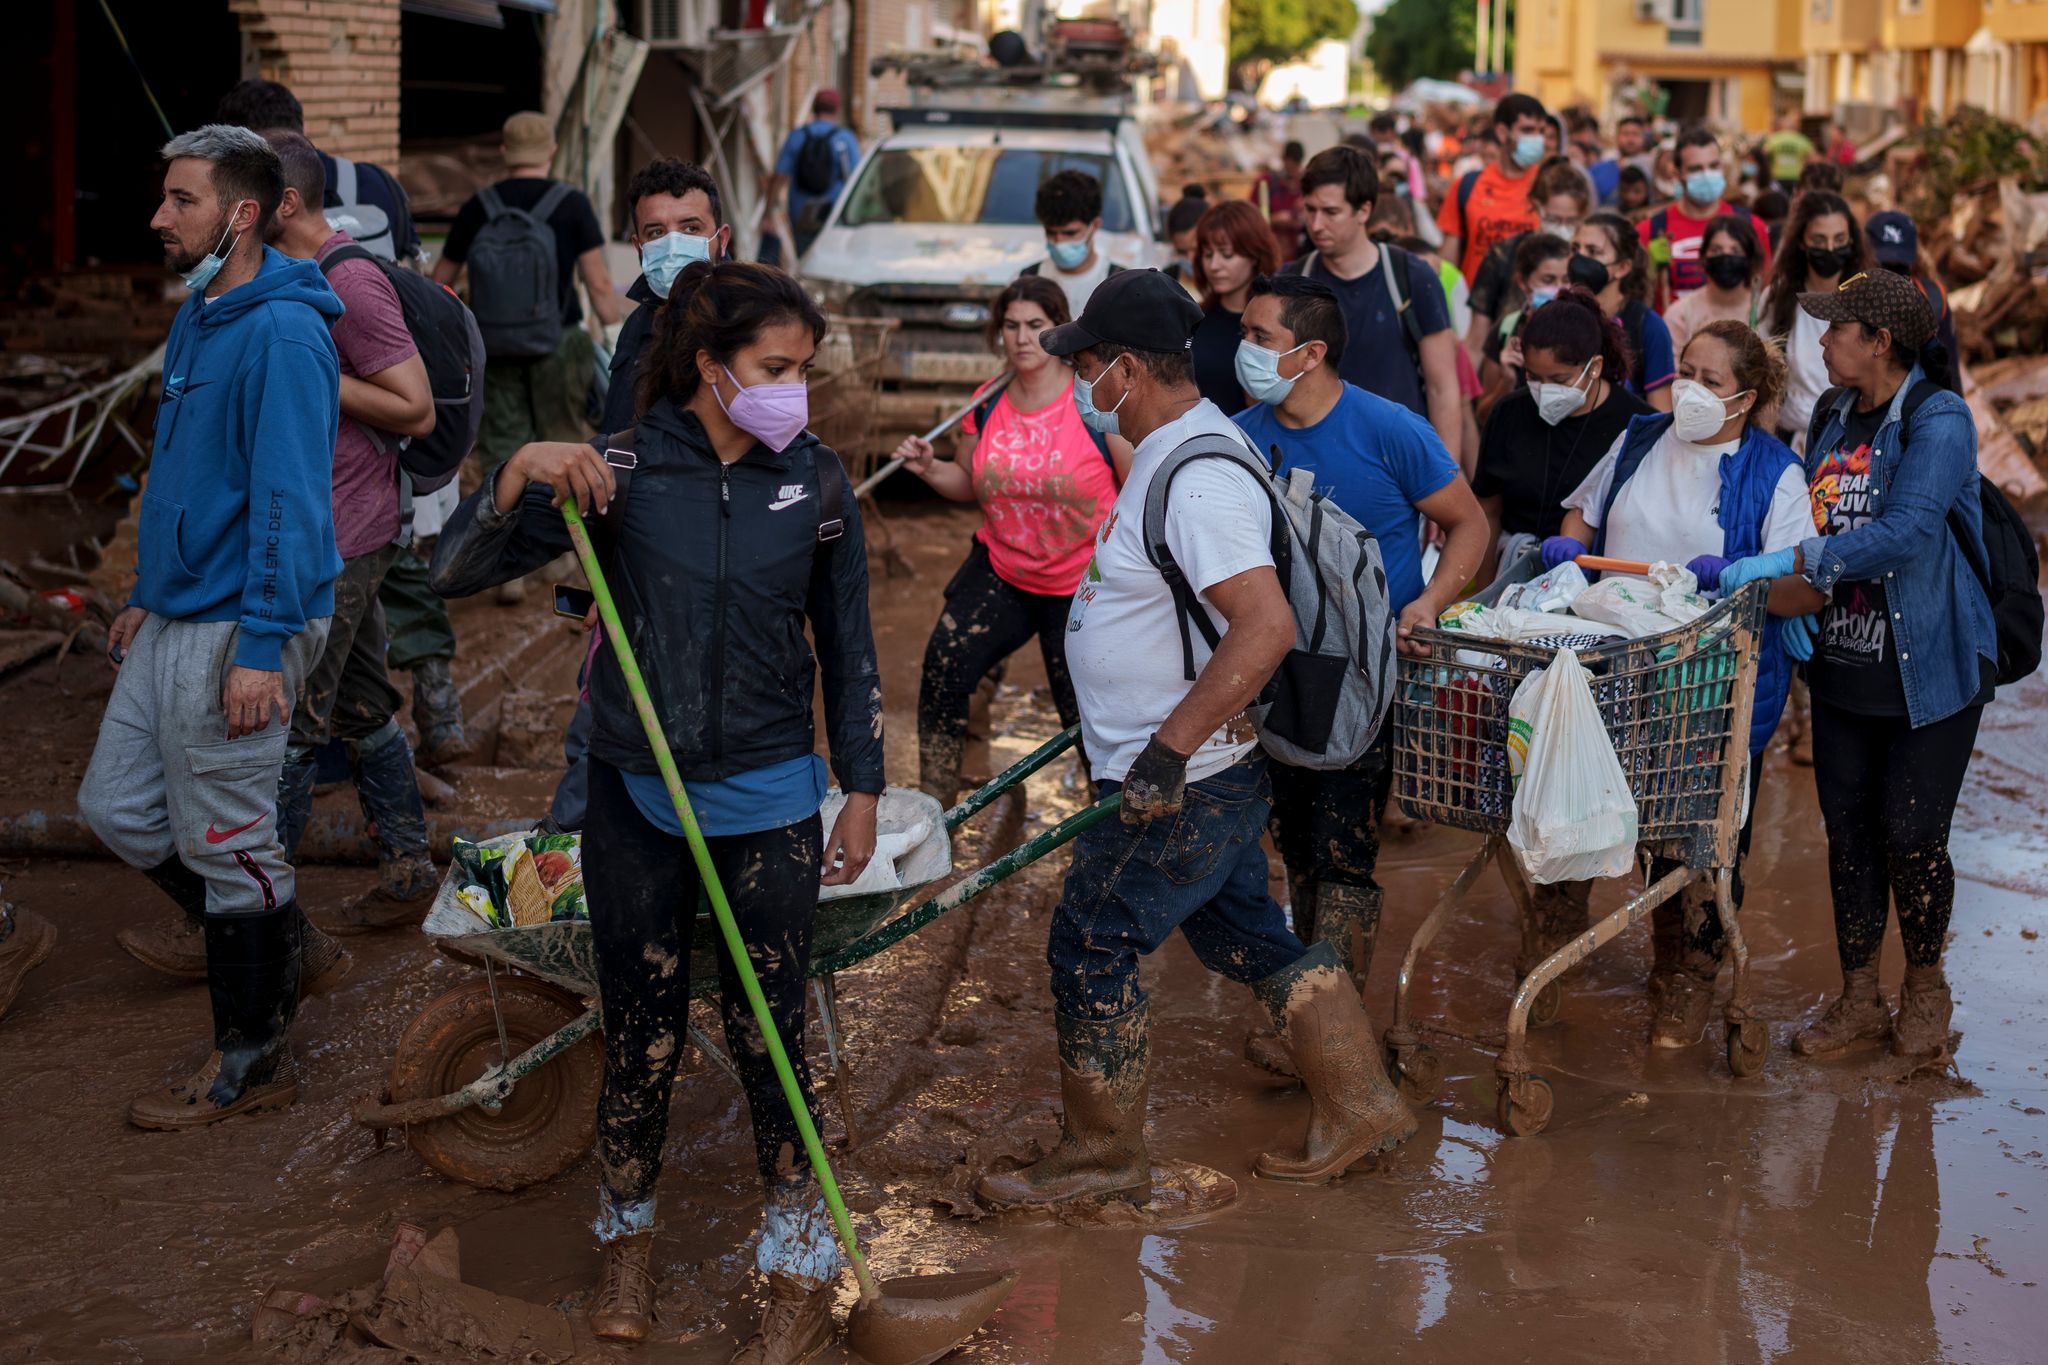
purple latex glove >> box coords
[1686,554,1732,592]
[1540,535,1588,570]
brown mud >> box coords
[2,501,2046,1363]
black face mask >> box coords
[1568,253,1611,293]
[1805,245,1851,279]
[1704,253,1751,289]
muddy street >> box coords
[2,501,2044,1364]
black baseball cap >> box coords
[1865,210,1918,267]
[1799,269,1936,352]
[1039,268,1204,359]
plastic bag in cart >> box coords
[1506,648,1638,884]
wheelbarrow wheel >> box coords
[388,976,601,1192]
[1726,1017,1769,1079]
[1495,1073,1554,1138]
[1384,1040,1444,1107]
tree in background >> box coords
[1365,0,1486,92]
[1229,0,1359,91]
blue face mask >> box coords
[1048,236,1091,271]
[640,230,712,298]
[1684,169,1727,205]
[1513,134,1546,169]
[179,202,249,292]
[1528,286,1559,310]
[1072,356,1127,435]
[1234,339,1311,406]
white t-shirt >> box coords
[1040,251,1114,319]
[1564,428,1813,568]
[1065,401,1275,784]
[1776,302,1831,445]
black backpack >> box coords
[469,182,572,358]
[1809,381,2042,687]
[319,243,486,491]
[794,128,838,197]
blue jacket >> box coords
[1595,414,1799,754]
[139,246,343,671]
[1801,366,1996,726]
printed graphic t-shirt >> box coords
[967,381,1119,597]
[1639,203,1773,306]
[1436,163,1539,284]
[1805,404,1909,715]
[316,231,415,558]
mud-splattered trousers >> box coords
[918,539,1080,798]
[1811,696,1982,972]
[1048,754,1309,1020]
[582,758,840,1282]
[1268,733,1392,901]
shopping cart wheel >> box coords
[1495,1073,1554,1138]
[1725,1018,1769,1079]
[1528,979,1564,1027]
[1387,1042,1444,1106]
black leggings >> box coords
[1811,697,1982,972]
[582,758,823,1202]
[917,539,1079,790]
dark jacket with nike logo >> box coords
[429,399,884,794]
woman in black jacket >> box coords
[431,261,881,1359]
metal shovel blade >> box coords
[844,1268,1019,1365]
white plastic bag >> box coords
[1496,562,1591,614]
[1506,648,1638,884]
[1570,566,1709,637]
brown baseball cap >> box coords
[502,110,553,165]
[1799,269,1935,353]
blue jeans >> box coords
[1048,754,1308,1020]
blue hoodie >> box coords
[139,245,344,671]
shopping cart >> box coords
[1382,570,1771,1137]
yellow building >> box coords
[1803,0,2048,123]
[1517,0,1804,130]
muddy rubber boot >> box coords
[1792,966,1893,1059]
[0,905,57,1020]
[276,749,319,866]
[322,854,439,936]
[1893,963,1955,1060]
[1249,882,1381,1080]
[118,855,211,980]
[976,1004,1151,1208]
[1252,944,1417,1183]
[410,657,471,769]
[730,1273,835,1365]
[295,904,351,995]
[129,906,303,1130]
[587,1230,657,1342]
[1648,970,1717,1049]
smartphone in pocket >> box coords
[552,583,595,620]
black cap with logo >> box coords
[1799,269,1936,353]
[1038,268,1205,358]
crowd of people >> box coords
[0,78,2016,1365]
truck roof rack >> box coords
[882,104,1124,133]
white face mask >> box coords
[1529,358,1596,426]
[1671,378,1751,442]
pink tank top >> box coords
[967,382,1119,597]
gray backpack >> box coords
[469,182,571,359]
[1142,433,1397,769]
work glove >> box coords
[1779,613,1819,662]
[1716,548,1797,595]
[1685,554,1731,592]
[1121,735,1191,826]
[1540,535,1588,571]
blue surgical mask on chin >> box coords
[1048,236,1091,271]
[179,203,249,292]
[640,230,712,298]
[1072,356,1127,435]
[1513,134,1547,169]
[1684,170,1727,205]
[1527,286,1559,310]
[1234,338,1311,406]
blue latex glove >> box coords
[1540,535,1588,570]
[1717,548,1797,595]
[1779,613,1818,662]
[1686,554,1731,592]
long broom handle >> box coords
[850,370,1013,498]
[561,501,878,1300]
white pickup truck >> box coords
[801,92,1162,452]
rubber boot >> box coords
[118,855,211,979]
[976,1004,1151,1208]
[276,749,320,865]
[0,904,57,1020]
[410,656,471,769]
[587,1230,657,1342]
[1647,894,1719,1049]
[323,726,438,934]
[296,904,352,995]
[1248,881,1378,1079]
[129,906,303,1129]
[1893,962,1955,1060]
[1252,943,1418,1182]
[1792,965,1893,1058]
[730,1273,835,1365]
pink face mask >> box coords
[716,367,809,452]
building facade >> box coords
[1802,0,2048,124]
[1517,0,1803,129]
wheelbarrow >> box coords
[352,725,1113,1191]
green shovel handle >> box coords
[561,501,876,1299]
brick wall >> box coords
[227,0,402,164]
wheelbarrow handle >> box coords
[943,724,1080,832]
[850,370,1014,498]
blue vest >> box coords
[1593,414,1798,754]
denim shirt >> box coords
[1800,364,1996,726]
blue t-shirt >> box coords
[1587,158,1621,205]
[622,753,827,839]
[1233,384,1460,613]
[1621,297,1676,396]
[776,121,862,223]
[1285,248,1452,419]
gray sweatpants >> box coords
[79,614,329,917]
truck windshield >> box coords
[838,148,1134,231]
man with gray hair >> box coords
[78,124,343,1130]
